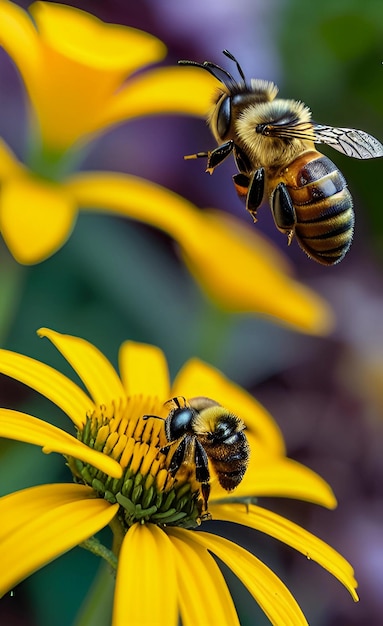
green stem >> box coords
[73,562,115,626]
[109,515,126,558]
[79,536,117,572]
[24,126,89,181]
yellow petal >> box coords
[171,357,285,455]
[0,483,118,596]
[100,66,218,127]
[118,340,170,400]
[168,529,240,626]
[30,2,166,71]
[227,456,337,509]
[0,483,96,538]
[113,524,177,626]
[38,328,126,406]
[24,3,166,149]
[65,173,333,334]
[0,0,39,85]
[64,171,201,241]
[0,348,92,428]
[173,528,308,626]
[180,210,334,335]
[210,503,359,601]
[206,429,287,500]
[0,174,76,264]
[0,408,122,478]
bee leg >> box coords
[234,144,253,175]
[185,141,234,172]
[246,167,265,221]
[143,414,163,421]
[194,440,211,511]
[165,437,187,476]
[205,140,234,173]
[271,182,296,244]
[232,172,250,204]
[165,396,187,410]
[201,483,211,515]
[184,151,209,160]
[233,167,265,223]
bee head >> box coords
[165,404,195,441]
[179,51,278,143]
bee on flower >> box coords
[0,329,358,626]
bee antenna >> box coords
[142,414,164,421]
[222,50,247,84]
[178,59,238,90]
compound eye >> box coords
[168,408,194,439]
[216,96,231,139]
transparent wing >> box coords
[313,124,383,159]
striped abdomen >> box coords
[282,151,354,265]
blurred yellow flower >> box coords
[0,0,213,152]
[0,1,332,334]
[0,0,212,260]
[0,329,358,626]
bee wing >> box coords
[313,124,383,159]
[189,396,220,411]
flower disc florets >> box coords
[67,395,202,529]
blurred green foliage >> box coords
[280,0,383,250]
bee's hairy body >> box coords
[269,150,354,264]
[220,94,354,264]
[144,396,249,514]
[179,51,383,265]
[218,91,312,170]
[189,403,249,492]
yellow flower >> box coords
[0,1,213,152]
[0,329,358,626]
[0,0,212,260]
[0,1,332,334]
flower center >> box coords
[68,395,203,529]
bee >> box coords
[178,50,383,265]
[144,396,249,513]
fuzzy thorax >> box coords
[235,98,314,169]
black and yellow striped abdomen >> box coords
[279,151,354,265]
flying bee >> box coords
[178,50,383,265]
[144,396,249,514]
